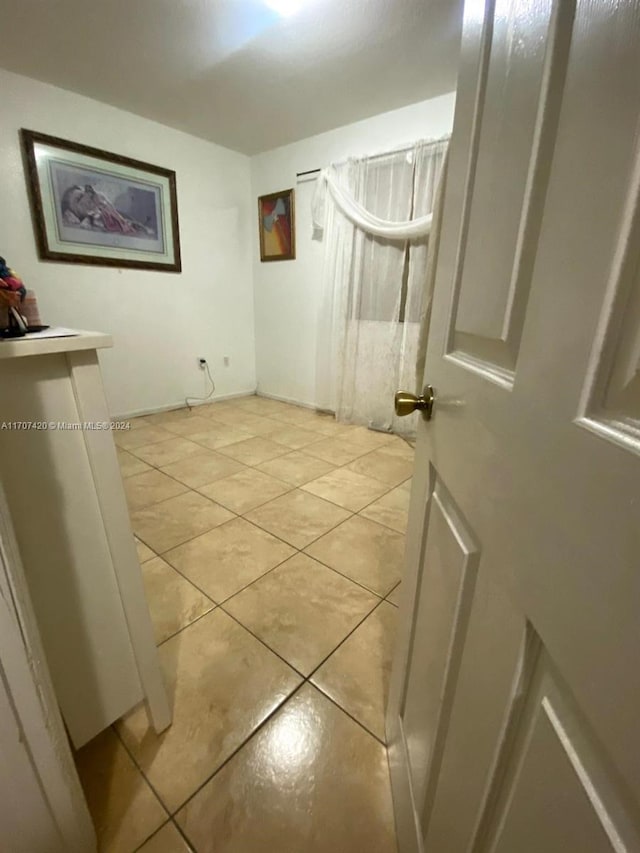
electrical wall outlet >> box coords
[223,356,230,367]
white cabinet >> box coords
[0,330,170,747]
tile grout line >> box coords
[115,402,412,848]
[220,607,310,678]
[158,511,389,637]
[118,595,392,849]
[216,542,388,607]
[120,398,354,448]
[114,520,311,840]
[125,416,394,474]
[299,472,411,515]
[159,531,388,670]
[309,682,388,748]
[133,476,409,558]
[156,541,303,647]
[385,580,402,607]
[136,496,391,610]
[112,729,195,850]
[134,513,401,744]
[173,602,391,828]
[124,430,371,540]
[237,499,357,550]
[130,445,408,618]
[118,432,411,704]
[168,680,310,823]
[127,429,407,494]
[169,677,387,831]
[130,818,192,853]
[109,726,172,847]
[124,399,406,441]
[303,595,391,688]
[298,544,400,600]
[130,680,309,829]
[122,414,406,506]
[169,816,197,852]
[217,587,394,744]
[160,502,352,561]
[125,430,291,469]
[155,602,219,648]
[131,468,408,552]
[145,548,391,712]
[167,551,283,607]
[129,452,408,644]
[124,411,410,569]
[129,471,298,518]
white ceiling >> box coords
[0,0,463,154]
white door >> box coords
[387,1,640,851]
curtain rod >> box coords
[295,134,450,180]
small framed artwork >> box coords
[258,188,295,261]
[21,129,181,272]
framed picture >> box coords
[21,129,181,272]
[258,188,295,261]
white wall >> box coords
[0,73,455,415]
[250,92,456,407]
[0,68,256,417]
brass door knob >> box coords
[394,386,435,420]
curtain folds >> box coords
[314,137,449,437]
[312,169,434,239]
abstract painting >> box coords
[21,129,181,272]
[258,188,295,261]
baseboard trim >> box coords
[256,390,330,412]
[113,389,256,420]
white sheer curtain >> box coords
[314,138,448,437]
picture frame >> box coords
[258,188,295,262]
[20,129,182,272]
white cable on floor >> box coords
[185,362,216,410]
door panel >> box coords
[401,469,479,827]
[478,652,638,853]
[579,140,640,438]
[451,0,574,382]
[387,0,640,851]
[455,0,553,343]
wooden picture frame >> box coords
[21,129,182,272]
[258,188,295,261]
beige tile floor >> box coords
[79,396,414,853]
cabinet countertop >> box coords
[0,329,113,360]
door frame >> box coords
[0,482,95,853]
